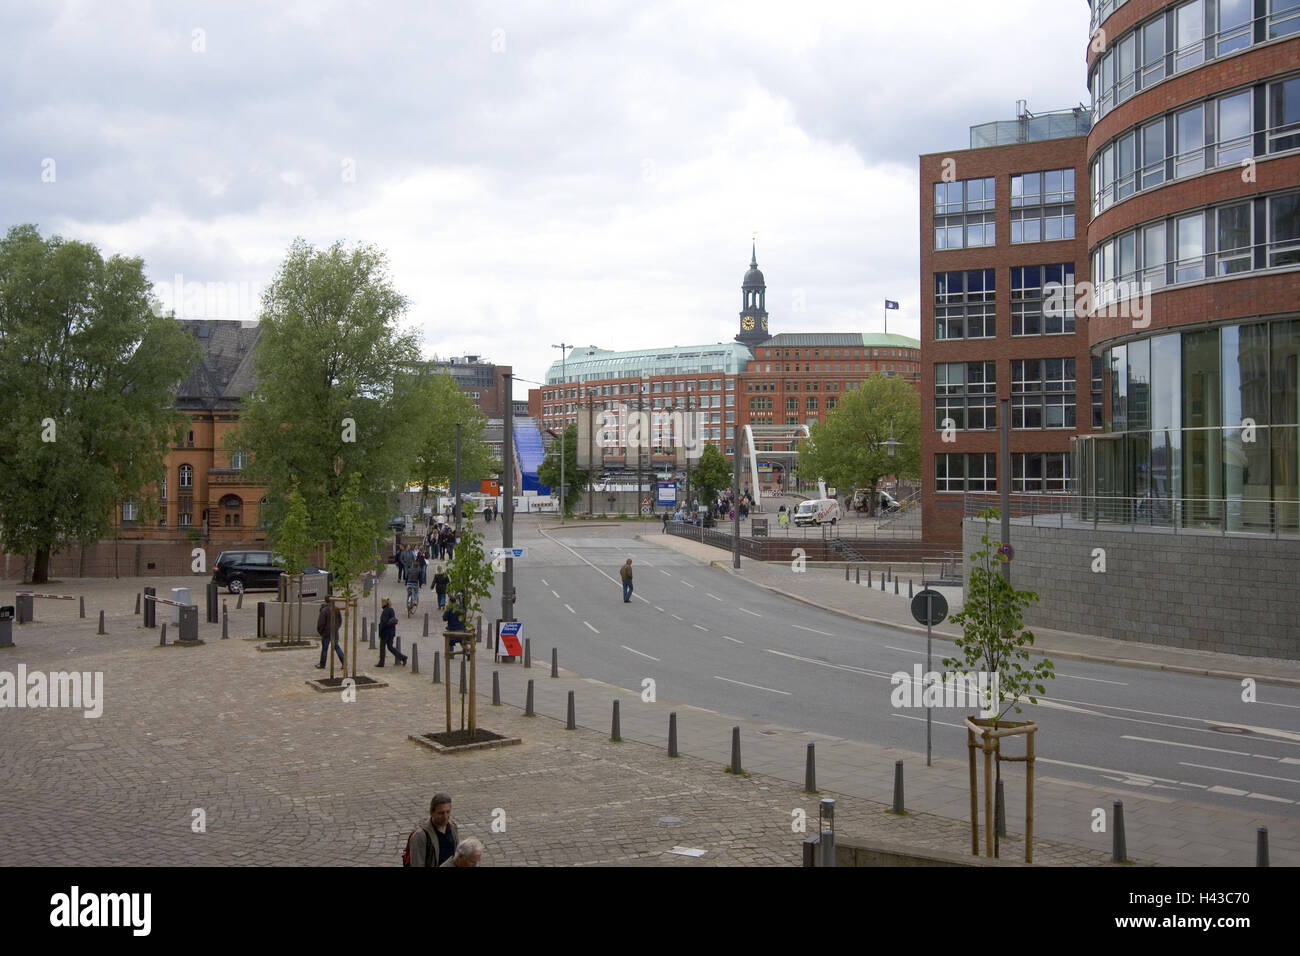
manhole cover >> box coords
[1210,725,1251,735]
[67,742,103,752]
[757,730,779,736]
[657,816,683,825]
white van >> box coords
[793,498,840,526]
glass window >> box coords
[1143,222,1168,288]
[1175,106,1205,177]
[1216,91,1253,166]
[1217,203,1253,274]
[1269,76,1300,153]
[1176,213,1205,281]
[1218,0,1253,54]
[1271,0,1300,39]
[1117,33,1136,103]
[1270,193,1300,266]
[1117,132,1137,201]
[1141,16,1167,86]
[1141,119,1167,189]
[1175,1,1205,73]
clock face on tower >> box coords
[741,316,755,331]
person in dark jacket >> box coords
[315,601,344,669]
[376,597,406,667]
[442,594,467,648]
[432,565,450,608]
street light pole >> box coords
[502,373,515,621]
[551,343,569,524]
[732,424,741,569]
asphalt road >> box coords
[476,518,1300,819]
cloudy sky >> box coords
[2,0,1091,399]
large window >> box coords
[935,269,995,340]
[935,361,997,431]
[1012,359,1076,429]
[1272,0,1300,38]
[1216,202,1253,274]
[1175,212,1206,282]
[178,464,193,489]
[1175,105,1206,178]
[1011,169,1075,243]
[1270,76,1300,153]
[1217,0,1252,54]
[1174,0,1206,74]
[934,177,996,249]
[1012,264,1076,336]
[1013,453,1072,492]
[1216,91,1253,165]
[1271,193,1300,266]
[935,453,997,493]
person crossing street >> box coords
[619,558,633,603]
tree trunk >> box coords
[32,547,51,584]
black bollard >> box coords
[729,727,743,774]
[160,622,168,645]
[1112,801,1127,863]
[551,647,558,678]
[844,565,849,582]
[206,581,218,623]
[888,565,892,582]
[524,638,531,668]
[459,656,466,694]
[135,592,141,615]
[995,778,1006,837]
[894,577,899,594]
[97,610,106,635]
[855,567,860,585]
[80,596,85,619]
[804,743,817,793]
[1257,827,1269,867]
[566,690,576,730]
[492,671,501,706]
[432,651,441,684]
[908,579,913,598]
[396,635,402,656]
[880,573,885,591]
[369,625,376,650]
[236,590,242,610]
[668,712,679,757]
[525,679,535,716]
[892,760,905,814]
[361,616,367,643]
[144,587,156,628]
[411,643,419,674]
[610,700,621,742]
[221,602,228,639]
[423,613,429,637]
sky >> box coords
[1,0,1092,401]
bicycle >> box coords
[406,582,420,617]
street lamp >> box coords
[551,343,570,523]
[878,418,900,458]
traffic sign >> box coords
[489,548,527,560]
[910,589,949,626]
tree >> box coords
[229,238,422,541]
[944,508,1055,727]
[537,424,589,516]
[0,224,198,582]
[405,370,494,508]
[327,472,378,601]
[446,514,494,628]
[797,373,920,516]
[271,479,313,574]
[691,444,733,508]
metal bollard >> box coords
[160,622,168,645]
[423,613,429,638]
[97,610,106,635]
[236,590,242,610]
[804,743,817,793]
[880,573,885,591]
[525,679,535,716]
[459,656,466,694]
[551,647,558,678]
[668,712,678,757]
[894,577,899,594]
[819,799,836,867]
[222,602,228,639]
[995,778,1006,837]
[1112,801,1127,863]
[908,579,913,598]
[396,635,402,656]
[432,651,441,684]
[867,569,872,587]
[492,670,501,706]
[411,643,419,674]
[844,565,849,582]
[135,592,141,615]
[144,587,156,628]
[80,596,85,619]
[524,638,532,668]
[369,625,376,650]
[566,690,576,730]
[729,726,743,774]
[855,567,860,585]
[892,760,905,814]
[610,700,621,742]
[1257,827,1269,867]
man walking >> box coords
[315,600,344,669]
[619,558,633,603]
[432,565,450,608]
[376,597,407,667]
[405,793,460,868]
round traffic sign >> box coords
[910,589,949,626]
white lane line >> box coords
[884,644,922,655]
[1261,700,1300,709]
[634,593,650,603]
[1120,735,1252,758]
[659,569,672,576]
[891,712,968,731]
[1055,672,1129,686]
[739,608,762,617]
[764,648,896,680]
[671,614,683,621]
[563,604,575,614]
[541,579,549,587]
[721,635,743,644]
[550,590,560,598]
[584,621,599,634]
[791,624,834,637]
[654,606,665,612]
[714,675,791,696]
[692,624,708,631]
[1247,792,1294,804]
[621,645,660,661]
[680,581,696,589]
[707,593,723,601]
[1282,757,1300,766]
[1178,762,1300,785]
[1207,785,1249,796]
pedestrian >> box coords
[417,548,428,588]
[739,500,749,519]
[442,594,467,648]
[395,546,405,578]
[441,838,483,867]
[314,600,344,669]
[619,558,633,603]
[432,565,449,608]
[376,597,406,667]
[445,532,455,562]
[483,504,492,524]
[405,793,459,868]
[661,512,669,533]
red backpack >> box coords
[402,827,434,867]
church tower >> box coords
[734,243,770,350]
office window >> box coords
[178,464,193,489]
[826,397,837,411]
[1270,192,1300,266]
[1141,118,1167,190]
[806,397,819,411]
[1116,132,1137,202]
[1175,105,1205,178]
[1216,90,1252,165]
[1011,169,1074,243]
[966,453,997,492]
[1012,358,1076,429]
[1217,202,1253,274]
[785,397,798,411]
[1175,0,1205,73]
[1013,453,1072,492]
[935,269,996,340]
[1176,212,1206,281]
[1013,263,1075,336]
[935,361,997,431]
[1269,76,1300,153]
[1091,356,1105,428]
[1141,16,1166,87]
[934,177,996,249]
[1271,0,1300,39]
[1218,0,1252,54]
[935,453,965,492]
[1143,222,1168,289]
[1117,32,1136,104]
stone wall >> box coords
[963,519,1300,660]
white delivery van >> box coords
[793,498,840,526]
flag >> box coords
[884,299,900,310]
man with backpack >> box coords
[404,793,459,867]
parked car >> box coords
[212,551,329,594]
[793,498,840,526]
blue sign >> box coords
[656,482,677,507]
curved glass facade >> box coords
[1076,316,1300,532]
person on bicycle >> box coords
[404,555,422,611]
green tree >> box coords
[797,373,920,516]
[0,224,198,582]
[446,514,494,625]
[230,238,421,540]
[405,369,494,508]
[944,508,1055,726]
[537,423,589,517]
[691,444,733,509]
[272,479,313,574]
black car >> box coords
[212,551,328,594]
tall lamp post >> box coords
[683,384,694,510]
[551,343,570,524]
[877,419,900,518]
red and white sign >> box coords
[499,621,524,657]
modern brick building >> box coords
[428,355,513,417]
[920,107,1097,545]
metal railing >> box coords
[960,493,1300,537]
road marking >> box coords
[890,713,967,731]
[680,581,696,589]
[621,645,660,661]
[563,604,575,614]
[764,648,895,680]
[1120,735,1251,758]
[551,590,560,598]
[659,570,672,576]
[692,624,708,631]
[1261,700,1300,709]
[739,608,762,617]
[721,635,743,644]
[671,614,683,621]
[635,593,650,603]
[1207,785,1249,796]
[707,593,723,601]
[654,606,665,612]
[1054,672,1129,686]
[584,621,599,634]
[1247,792,1294,804]
[1178,762,1300,785]
[713,675,791,696]
[884,644,921,655]
[541,579,549,587]
[791,624,833,636]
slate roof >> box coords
[174,320,262,410]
